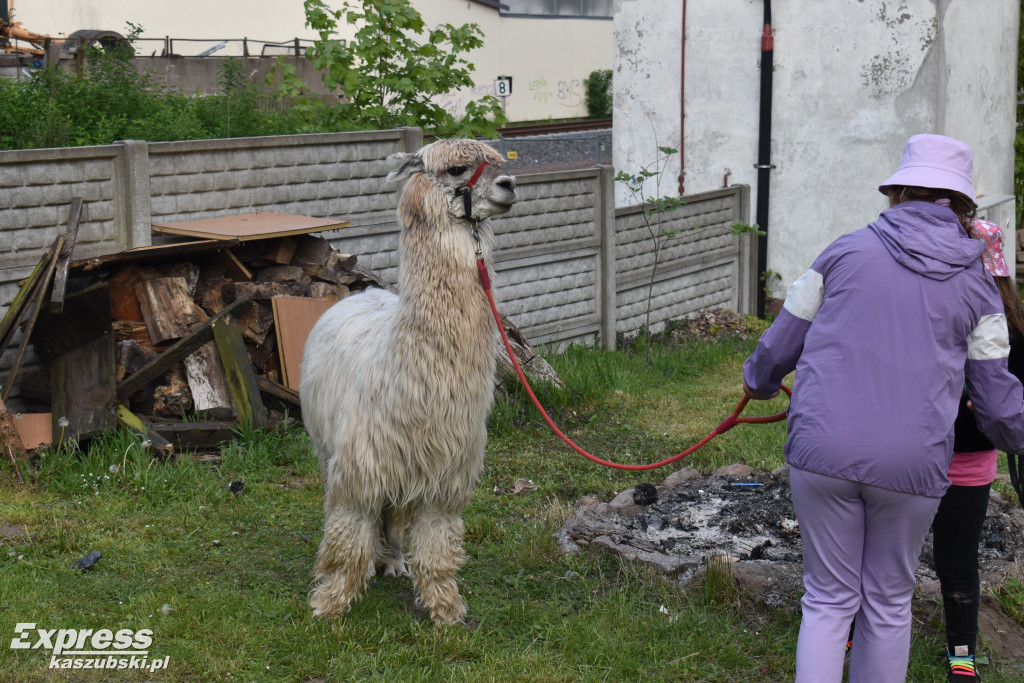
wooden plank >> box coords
[149,420,237,449]
[50,197,84,314]
[217,249,253,281]
[183,341,233,415]
[135,276,210,344]
[51,332,116,440]
[212,318,268,427]
[115,404,173,459]
[13,413,52,451]
[71,239,232,272]
[33,282,111,359]
[115,297,252,401]
[256,375,300,407]
[0,237,62,361]
[152,212,350,242]
[271,296,337,390]
[2,234,66,401]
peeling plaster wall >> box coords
[613,0,1018,298]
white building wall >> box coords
[12,0,612,123]
[613,0,1019,298]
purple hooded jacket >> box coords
[744,201,1024,497]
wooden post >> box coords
[212,318,268,427]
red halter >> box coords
[458,161,492,218]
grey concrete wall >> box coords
[614,0,1020,297]
[0,130,753,406]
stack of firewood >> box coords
[2,208,559,459]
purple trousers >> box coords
[790,467,942,683]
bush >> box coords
[584,68,613,119]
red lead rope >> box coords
[477,258,791,470]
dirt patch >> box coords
[556,464,1024,653]
[0,524,28,544]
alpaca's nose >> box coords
[496,175,516,192]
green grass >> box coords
[0,335,1021,681]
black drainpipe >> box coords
[755,1,774,318]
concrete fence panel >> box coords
[0,130,754,408]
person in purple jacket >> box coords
[742,134,1024,683]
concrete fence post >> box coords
[116,139,153,250]
[732,184,757,316]
[596,165,617,351]
[399,127,424,154]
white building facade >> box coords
[10,0,613,122]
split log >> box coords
[495,313,563,389]
[235,301,275,344]
[292,235,357,283]
[116,297,252,402]
[183,342,232,417]
[115,340,158,382]
[112,321,154,348]
[228,281,309,302]
[263,237,299,265]
[309,282,350,300]
[152,364,193,418]
[255,265,309,284]
[136,276,210,343]
[108,265,160,321]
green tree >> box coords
[584,68,612,119]
[303,0,505,137]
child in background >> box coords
[743,134,1024,683]
[932,218,1024,682]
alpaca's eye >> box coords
[447,165,468,176]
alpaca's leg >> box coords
[376,503,408,578]
[408,505,468,625]
[310,507,376,618]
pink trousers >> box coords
[789,466,941,683]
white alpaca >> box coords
[300,138,518,625]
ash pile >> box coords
[556,464,1024,605]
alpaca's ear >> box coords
[386,152,424,184]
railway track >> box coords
[498,118,612,138]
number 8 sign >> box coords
[494,76,512,97]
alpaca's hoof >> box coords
[380,557,409,578]
[310,600,350,619]
[428,600,467,626]
[309,586,353,619]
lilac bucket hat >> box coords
[877,134,976,204]
[969,218,1010,277]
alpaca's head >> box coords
[387,139,518,226]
